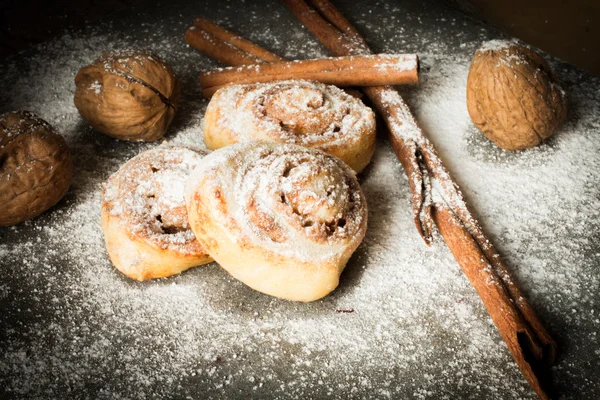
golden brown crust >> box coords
[203,80,376,173]
[185,141,368,302]
[101,146,212,280]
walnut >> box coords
[74,50,180,142]
[0,111,72,226]
[466,41,567,151]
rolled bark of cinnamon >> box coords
[193,17,286,64]
[199,54,419,98]
[185,26,264,66]
[281,1,556,399]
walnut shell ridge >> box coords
[74,50,180,142]
[0,111,72,227]
[466,41,567,151]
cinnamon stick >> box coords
[185,26,264,66]
[199,54,419,97]
[282,0,556,399]
[185,13,556,399]
[186,19,364,98]
[193,17,286,64]
[434,205,554,397]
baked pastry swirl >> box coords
[102,146,212,280]
[185,141,368,302]
[203,80,376,173]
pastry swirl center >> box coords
[241,150,360,244]
[144,166,189,234]
[281,162,346,226]
[263,87,334,135]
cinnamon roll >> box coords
[102,146,212,281]
[203,80,376,173]
[185,141,368,302]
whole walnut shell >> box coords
[0,111,72,227]
[466,41,567,151]
[74,50,180,142]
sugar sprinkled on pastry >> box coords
[185,141,368,302]
[203,80,376,173]
[102,146,212,280]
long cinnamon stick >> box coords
[185,26,264,66]
[199,54,418,97]
[433,206,553,398]
[282,0,556,399]
[185,19,364,98]
[193,17,286,64]
[185,13,556,399]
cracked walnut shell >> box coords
[74,50,180,142]
[467,41,567,151]
[0,111,72,227]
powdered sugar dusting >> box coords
[0,1,599,399]
[205,80,375,159]
[186,141,367,262]
[479,39,517,52]
[89,80,102,94]
[103,145,207,251]
[374,53,419,72]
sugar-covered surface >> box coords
[0,0,599,399]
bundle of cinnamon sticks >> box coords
[187,17,419,98]
[184,3,556,399]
